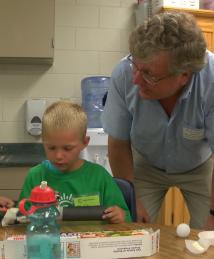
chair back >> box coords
[114,177,137,222]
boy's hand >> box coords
[102,206,125,223]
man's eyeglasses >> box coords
[127,54,173,86]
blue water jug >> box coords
[81,76,110,128]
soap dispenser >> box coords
[26,99,46,136]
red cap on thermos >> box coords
[19,181,56,215]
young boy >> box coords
[18,101,131,223]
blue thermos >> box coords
[19,181,61,259]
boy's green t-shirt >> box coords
[18,160,132,222]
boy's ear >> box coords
[83,136,90,147]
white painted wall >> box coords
[0,0,136,143]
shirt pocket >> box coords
[182,123,205,142]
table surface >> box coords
[0,221,214,259]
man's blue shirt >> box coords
[102,51,214,173]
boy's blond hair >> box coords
[42,101,87,140]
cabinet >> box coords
[0,0,55,64]
[0,168,29,200]
[163,7,214,52]
[156,7,214,226]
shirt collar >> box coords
[179,74,195,101]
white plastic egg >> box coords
[185,240,207,255]
[176,223,190,238]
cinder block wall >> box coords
[0,0,136,143]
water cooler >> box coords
[80,76,112,175]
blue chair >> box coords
[114,177,137,222]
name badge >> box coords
[73,194,100,207]
[183,127,204,140]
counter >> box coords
[0,143,45,167]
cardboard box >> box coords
[76,229,160,259]
[0,229,160,259]
[164,0,199,9]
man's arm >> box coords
[108,135,149,222]
[211,168,214,211]
[205,168,214,230]
[108,136,133,181]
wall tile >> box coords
[27,74,78,98]
[121,0,136,7]
[76,28,121,51]
[73,74,88,98]
[55,0,76,10]
[23,131,42,143]
[0,122,24,142]
[0,74,41,98]
[99,52,125,75]
[2,98,25,122]
[50,50,99,74]
[100,6,135,29]
[120,29,132,52]
[76,0,120,7]
[56,5,99,27]
[55,27,75,50]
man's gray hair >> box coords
[129,12,207,74]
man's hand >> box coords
[102,206,125,224]
[136,198,150,223]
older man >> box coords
[102,12,214,229]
